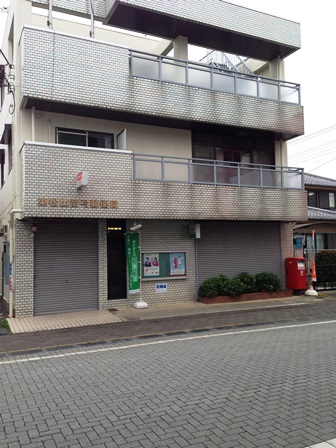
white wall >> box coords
[23,111,192,158]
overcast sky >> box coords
[1,0,335,178]
[228,0,336,178]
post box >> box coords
[285,257,306,291]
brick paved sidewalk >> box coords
[1,295,336,356]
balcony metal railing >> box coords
[133,154,304,190]
[130,50,301,105]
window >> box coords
[192,130,274,165]
[0,148,5,188]
[319,191,336,210]
[0,124,12,174]
[0,66,6,109]
[308,191,317,207]
[308,190,336,210]
[56,128,114,149]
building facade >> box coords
[294,174,336,256]
[0,0,307,317]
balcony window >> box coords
[192,130,274,165]
[56,128,114,149]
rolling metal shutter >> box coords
[34,219,98,315]
[197,221,282,285]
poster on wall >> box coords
[170,252,185,276]
[143,253,160,277]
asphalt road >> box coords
[1,318,336,447]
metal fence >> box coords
[133,154,304,189]
[130,50,301,105]
[316,264,336,290]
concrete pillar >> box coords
[275,140,288,167]
[173,35,188,60]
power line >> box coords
[307,156,336,173]
[290,150,336,165]
[290,147,336,165]
[289,123,336,145]
[289,142,336,163]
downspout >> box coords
[195,238,199,301]
[48,0,53,29]
[31,107,35,141]
[90,0,95,38]
[8,209,22,318]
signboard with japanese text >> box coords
[125,232,140,294]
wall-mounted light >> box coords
[130,223,143,231]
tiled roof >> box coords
[308,206,336,221]
[304,173,336,187]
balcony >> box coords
[130,51,301,105]
[133,155,304,189]
[21,143,307,222]
[21,27,304,139]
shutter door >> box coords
[197,221,282,285]
[34,219,98,315]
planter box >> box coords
[199,290,293,304]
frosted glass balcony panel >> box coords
[236,77,258,96]
[188,67,211,89]
[280,85,299,104]
[135,159,161,180]
[164,161,189,182]
[161,62,186,84]
[132,57,159,79]
[216,165,238,184]
[192,164,215,183]
[213,73,235,93]
[283,171,302,189]
[259,81,278,101]
[262,170,282,188]
[240,168,261,186]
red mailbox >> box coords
[285,257,306,290]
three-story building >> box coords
[0,0,307,317]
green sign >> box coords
[125,232,140,294]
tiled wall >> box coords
[14,219,34,317]
[13,217,195,316]
[21,144,308,222]
[31,0,300,50]
[30,0,107,20]
[100,219,196,309]
[21,28,304,136]
[106,0,300,48]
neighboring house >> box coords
[0,0,306,317]
[294,174,336,258]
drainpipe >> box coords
[8,209,22,318]
[90,0,95,38]
[48,0,53,28]
[195,238,199,301]
[31,107,35,141]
